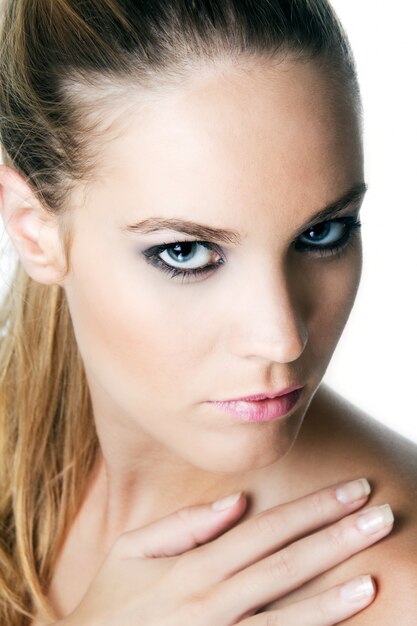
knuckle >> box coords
[326,520,348,551]
[307,490,326,518]
[173,507,202,548]
[239,572,264,599]
[265,610,284,626]
[174,505,193,525]
[254,510,285,538]
[267,546,295,580]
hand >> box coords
[57,478,393,625]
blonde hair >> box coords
[0,260,99,624]
[0,1,359,623]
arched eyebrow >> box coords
[121,182,368,244]
[292,181,368,239]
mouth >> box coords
[207,387,304,422]
[212,384,304,403]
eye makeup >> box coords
[140,215,362,281]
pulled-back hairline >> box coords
[59,46,360,194]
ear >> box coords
[0,164,68,285]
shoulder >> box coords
[309,382,417,491]
[298,383,417,622]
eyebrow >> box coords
[122,182,368,244]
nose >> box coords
[231,266,309,364]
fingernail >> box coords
[340,575,375,603]
[212,492,242,511]
[335,478,371,504]
[356,504,394,534]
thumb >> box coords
[113,491,246,559]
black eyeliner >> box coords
[141,215,362,281]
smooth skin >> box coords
[1,56,417,624]
[53,480,392,626]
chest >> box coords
[31,512,107,625]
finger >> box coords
[111,491,247,559]
[187,478,371,584]
[214,503,393,623]
[238,574,376,625]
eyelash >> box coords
[142,216,362,281]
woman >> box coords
[0,1,416,624]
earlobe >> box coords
[0,164,67,285]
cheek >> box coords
[64,238,216,401]
[309,247,362,355]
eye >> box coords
[294,216,362,257]
[142,241,225,281]
[159,242,217,269]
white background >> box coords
[1,2,416,443]
[322,1,417,444]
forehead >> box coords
[79,58,362,228]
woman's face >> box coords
[62,58,365,475]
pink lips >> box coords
[208,387,303,422]
[227,384,304,402]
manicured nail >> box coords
[335,478,371,504]
[212,492,242,511]
[356,504,394,534]
[340,575,375,603]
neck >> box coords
[83,424,318,556]
[79,385,328,555]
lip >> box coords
[214,384,304,403]
[207,387,303,422]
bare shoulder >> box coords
[310,382,417,493]
[294,383,417,622]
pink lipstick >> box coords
[207,386,303,422]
